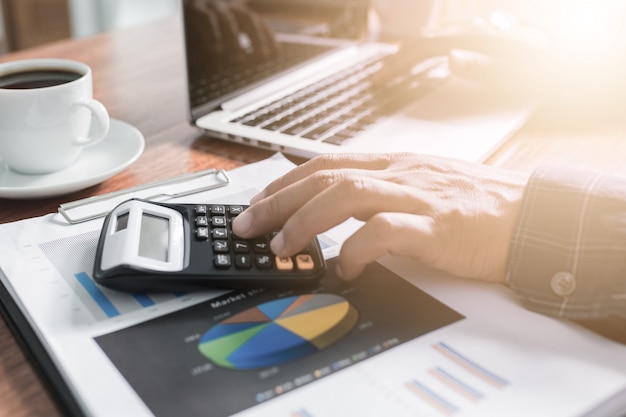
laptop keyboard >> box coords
[231,55,449,145]
[189,42,335,110]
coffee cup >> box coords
[0,58,110,175]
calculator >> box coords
[93,199,326,292]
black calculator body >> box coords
[93,199,326,292]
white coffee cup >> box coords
[0,58,110,175]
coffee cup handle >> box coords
[72,99,110,146]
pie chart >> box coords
[198,294,359,369]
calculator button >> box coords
[229,206,244,215]
[255,255,272,269]
[195,205,207,215]
[213,240,229,252]
[210,205,226,215]
[195,216,208,227]
[212,228,228,239]
[253,241,269,252]
[211,216,226,226]
[295,254,315,270]
[275,256,294,271]
[233,241,250,253]
[196,227,209,240]
[214,254,232,268]
[235,255,252,269]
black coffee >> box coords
[0,69,82,89]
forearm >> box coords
[507,166,626,320]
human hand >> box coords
[374,29,554,99]
[232,153,529,283]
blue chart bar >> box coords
[133,293,156,308]
[430,367,484,401]
[39,232,186,320]
[74,272,120,318]
[406,380,458,416]
[291,409,314,417]
[434,342,509,388]
[405,342,509,416]
[73,272,186,319]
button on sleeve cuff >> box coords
[506,166,626,320]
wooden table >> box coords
[0,15,275,417]
[1,14,625,417]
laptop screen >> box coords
[181,0,367,122]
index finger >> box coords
[238,173,422,259]
[250,153,398,204]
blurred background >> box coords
[2,0,624,75]
[0,0,180,54]
[0,0,476,54]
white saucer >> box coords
[0,119,145,200]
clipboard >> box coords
[0,275,85,417]
[0,153,304,417]
[0,153,625,417]
[0,167,235,417]
[58,168,231,224]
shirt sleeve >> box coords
[507,166,626,320]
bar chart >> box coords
[39,230,187,320]
[404,342,509,416]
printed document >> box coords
[0,154,624,417]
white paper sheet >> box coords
[0,153,624,417]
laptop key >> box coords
[281,121,312,136]
[323,135,352,146]
[303,123,337,140]
[263,119,291,131]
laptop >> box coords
[181,0,532,162]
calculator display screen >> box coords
[138,213,169,262]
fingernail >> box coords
[270,231,285,254]
[232,211,252,236]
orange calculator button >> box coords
[275,256,294,271]
[295,254,314,270]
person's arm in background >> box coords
[372,0,626,118]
